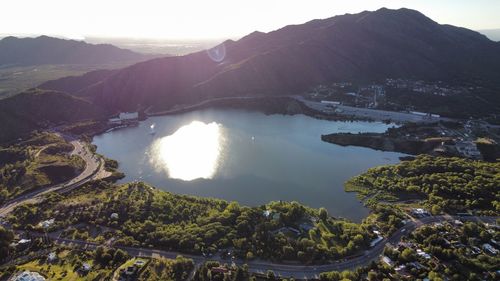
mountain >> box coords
[0,89,107,143]
[38,69,118,94]
[0,36,151,66]
[41,8,500,113]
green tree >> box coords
[319,207,328,221]
[0,226,14,260]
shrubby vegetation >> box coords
[0,132,84,203]
[0,246,193,281]
[346,155,499,215]
[0,226,14,261]
[8,181,374,263]
[138,256,193,281]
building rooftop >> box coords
[12,271,46,281]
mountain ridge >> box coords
[0,35,154,66]
[39,8,500,113]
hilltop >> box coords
[40,8,500,113]
[0,35,152,66]
[0,89,107,143]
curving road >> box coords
[25,215,498,279]
[0,138,105,217]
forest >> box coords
[346,155,500,215]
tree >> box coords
[319,207,328,221]
[266,270,276,280]
[401,248,415,262]
[112,249,128,264]
[431,205,442,215]
[0,226,14,260]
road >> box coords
[146,96,278,116]
[146,95,454,124]
[0,139,106,217]
[26,215,498,279]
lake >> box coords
[93,109,406,222]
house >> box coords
[125,266,136,276]
[370,236,383,247]
[411,208,430,218]
[470,246,482,256]
[39,218,55,229]
[108,118,122,125]
[408,261,425,270]
[381,256,394,267]
[416,249,431,259]
[47,252,57,262]
[321,100,341,105]
[455,141,481,159]
[483,243,498,255]
[12,271,46,281]
[491,239,500,247]
[82,263,91,272]
[119,112,139,121]
[18,239,31,245]
[299,222,314,232]
[263,210,280,221]
[211,267,229,274]
[108,112,139,125]
[134,260,145,267]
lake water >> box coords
[93,109,406,222]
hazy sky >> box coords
[1,0,499,40]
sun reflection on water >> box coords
[149,121,224,181]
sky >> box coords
[1,0,499,40]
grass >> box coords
[112,258,149,280]
[0,63,136,99]
[16,250,114,281]
[0,132,85,200]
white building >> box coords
[456,141,481,159]
[47,252,57,262]
[381,256,394,267]
[108,112,139,125]
[321,100,341,105]
[12,271,46,281]
[119,112,139,120]
[39,218,55,229]
[483,243,498,255]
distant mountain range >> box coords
[0,35,152,66]
[2,8,500,143]
[479,29,500,41]
[40,8,500,112]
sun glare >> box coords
[150,121,224,181]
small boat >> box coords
[149,123,156,135]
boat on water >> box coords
[149,123,156,135]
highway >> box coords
[25,215,498,279]
[0,138,106,217]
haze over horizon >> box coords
[1,0,500,40]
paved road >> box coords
[146,95,454,124]
[0,139,105,217]
[146,96,281,116]
[26,215,498,279]
[293,96,453,123]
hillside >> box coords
[0,36,151,66]
[42,8,500,113]
[38,69,118,95]
[0,89,107,143]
